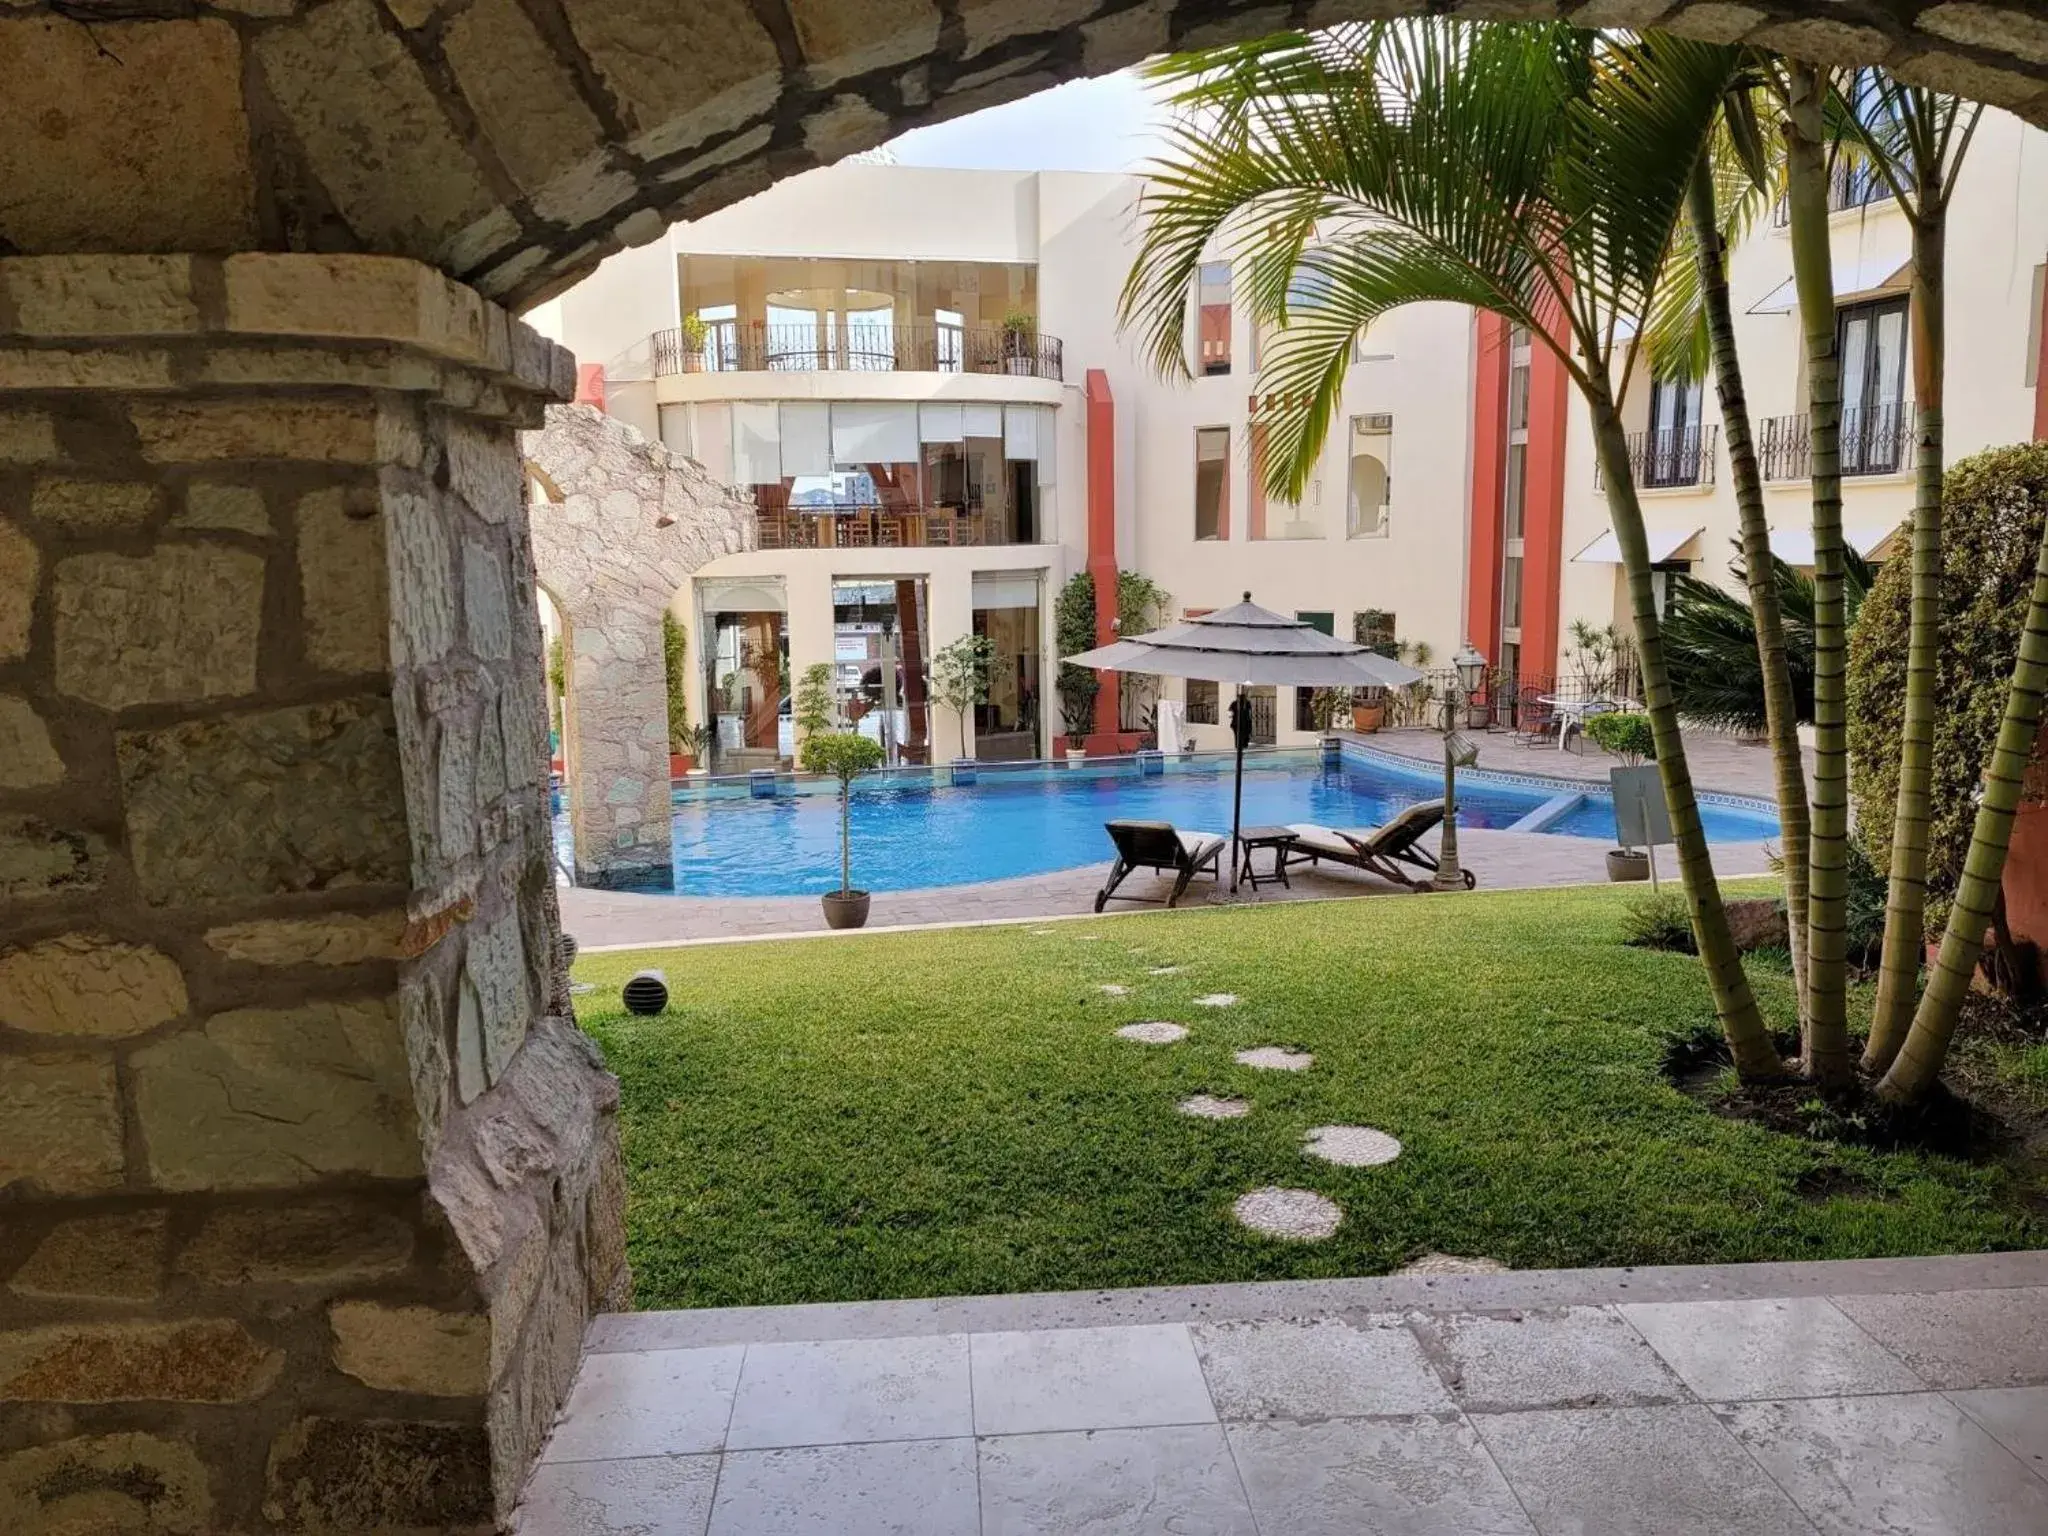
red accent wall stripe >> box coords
[1085,368,1121,740]
[1466,313,1509,663]
[1520,328,1570,679]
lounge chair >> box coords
[1094,820,1228,911]
[1281,800,1475,891]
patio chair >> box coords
[1281,799,1474,891]
[1093,820,1227,911]
[1515,687,1565,748]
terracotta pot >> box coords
[668,753,694,777]
[1606,848,1650,883]
[1352,703,1384,733]
[821,890,871,929]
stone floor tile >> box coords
[1420,1305,1689,1411]
[1227,1416,1536,1535]
[1474,1404,1814,1535]
[708,1438,980,1536]
[724,1334,971,1450]
[971,1323,1216,1435]
[1948,1385,2048,1474]
[515,1454,719,1535]
[1192,1315,1454,1420]
[1720,1393,2048,1535]
[1618,1297,1926,1401]
[978,1424,1258,1535]
[1830,1287,2048,1389]
[542,1346,747,1463]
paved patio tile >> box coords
[1419,1305,1690,1411]
[1192,1316,1455,1420]
[978,1424,1257,1535]
[1617,1298,1926,1401]
[1830,1286,2048,1389]
[725,1335,972,1450]
[515,1454,719,1535]
[1474,1404,1814,1535]
[971,1323,1216,1435]
[708,1438,979,1536]
[542,1346,747,1463]
[1948,1386,2048,1473]
[1721,1393,2048,1535]
[1227,1416,1536,1535]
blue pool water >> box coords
[571,749,1779,897]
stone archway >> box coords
[523,403,753,889]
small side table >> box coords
[1237,826,1299,891]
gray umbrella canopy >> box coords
[1065,595,1424,689]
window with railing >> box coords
[1759,404,1913,481]
[1593,424,1719,490]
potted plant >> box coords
[674,721,712,778]
[1309,687,1351,738]
[1584,710,1658,882]
[678,312,710,371]
[1000,309,1037,375]
[1064,733,1088,765]
[662,612,695,775]
[792,660,837,745]
[927,633,996,769]
[799,731,887,928]
[1352,687,1386,733]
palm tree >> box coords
[1827,72,1984,1076]
[1120,20,1787,1080]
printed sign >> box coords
[1610,765,1672,848]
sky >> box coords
[883,69,1170,173]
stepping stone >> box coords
[1148,965,1184,976]
[569,982,595,995]
[1232,1187,1342,1241]
[1235,1047,1313,1072]
[1178,1094,1251,1119]
[1116,1022,1188,1045]
[1395,1253,1509,1277]
[1098,983,1130,997]
[1304,1126,1403,1167]
[1193,993,1238,1008]
[1075,934,1102,942]
[1028,928,1055,936]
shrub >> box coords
[1585,710,1656,765]
[1053,571,1099,741]
[799,730,885,784]
[661,611,690,754]
[1848,442,2048,924]
[793,661,837,741]
[1622,891,1695,952]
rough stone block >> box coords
[0,695,63,787]
[177,1198,414,1287]
[467,910,532,1084]
[0,1054,122,1196]
[2,254,200,338]
[387,486,457,668]
[960,0,1102,56]
[10,1211,168,1303]
[0,815,107,903]
[444,0,607,194]
[1724,897,1790,952]
[29,479,158,533]
[0,18,254,252]
[0,934,188,1037]
[263,1417,493,1534]
[131,998,421,1191]
[329,1302,491,1397]
[118,697,407,904]
[487,1224,591,1508]
[52,545,264,709]
[175,482,271,536]
[790,0,940,81]
[298,487,390,675]
[0,517,35,664]
[459,543,509,661]
[0,1319,282,1404]
[444,420,522,523]
[129,398,379,464]
[203,910,407,966]
[0,1432,211,1536]
[455,972,488,1107]
[401,973,452,1151]
[1920,4,2048,66]
[560,0,782,162]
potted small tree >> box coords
[927,634,996,772]
[1000,309,1037,375]
[1584,711,1658,882]
[799,731,887,928]
[1352,688,1385,733]
[792,660,837,744]
[678,312,710,372]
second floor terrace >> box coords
[654,318,1064,382]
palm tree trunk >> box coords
[1688,157,1812,1028]
[1878,508,2048,1102]
[1865,199,1946,1074]
[1784,65,1853,1091]
[1590,379,1787,1081]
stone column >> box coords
[0,255,627,1534]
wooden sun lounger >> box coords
[1094,820,1228,912]
[1280,799,1473,891]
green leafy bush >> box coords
[661,611,690,754]
[793,661,837,741]
[1054,571,1100,741]
[1849,443,2048,923]
[1585,710,1656,765]
[1622,890,1696,953]
[799,731,885,782]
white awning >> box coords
[1571,526,1704,564]
[1767,522,1904,565]
[1748,256,1910,315]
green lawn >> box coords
[573,883,2041,1311]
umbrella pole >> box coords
[1231,683,1246,892]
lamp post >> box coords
[1434,643,1487,892]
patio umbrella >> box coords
[1066,593,1424,889]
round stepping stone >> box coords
[1098,983,1130,997]
[1178,1094,1251,1119]
[1232,1187,1342,1241]
[1148,965,1184,976]
[1116,1021,1187,1044]
[1193,993,1238,1008]
[1395,1253,1509,1277]
[1304,1126,1403,1167]
[1235,1047,1313,1072]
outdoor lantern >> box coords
[1453,643,1487,696]
[1446,730,1479,768]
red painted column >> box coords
[1520,322,1571,679]
[1466,314,1509,662]
[1085,368,1121,746]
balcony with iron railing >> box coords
[1772,157,1902,226]
[1593,424,1718,491]
[1759,402,1913,482]
[653,320,1064,382]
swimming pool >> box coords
[559,746,1780,897]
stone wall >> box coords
[524,403,752,889]
[0,254,626,1533]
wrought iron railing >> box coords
[754,504,1040,550]
[652,320,1064,381]
[1772,156,1900,225]
[1593,424,1718,491]
[1759,402,1912,482]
